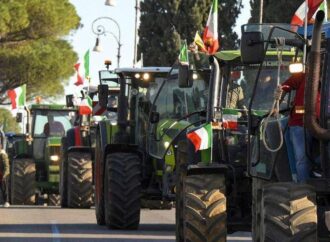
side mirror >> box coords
[178,64,193,88]
[16,113,23,123]
[98,84,109,109]
[149,111,160,124]
[240,31,265,64]
[66,94,74,107]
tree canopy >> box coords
[0,0,80,103]
[138,0,242,66]
[0,108,20,133]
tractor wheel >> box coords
[10,158,36,205]
[95,135,105,225]
[261,182,317,242]
[60,158,68,208]
[252,178,269,242]
[104,152,141,229]
[48,194,60,206]
[175,140,186,242]
[67,152,93,208]
[183,173,227,242]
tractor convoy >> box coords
[5,9,330,242]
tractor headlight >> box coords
[50,155,60,162]
[289,63,303,74]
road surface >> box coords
[0,206,252,242]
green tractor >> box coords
[10,104,76,205]
[94,67,171,227]
[59,90,97,209]
[241,11,330,241]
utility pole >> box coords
[259,0,263,24]
[133,0,140,67]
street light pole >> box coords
[133,0,140,67]
[91,16,122,68]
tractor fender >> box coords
[186,163,228,176]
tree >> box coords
[0,0,80,103]
[0,109,20,133]
[138,0,242,66]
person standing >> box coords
[278,72,320,182]
[0,144,10,207]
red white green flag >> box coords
[203,0,219,55]
[186,123,212,152]
[291,0,324,26]
[79,96,93,115]
[222,109,239,130]
[7,84,26,110]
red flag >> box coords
[74,63,84,86]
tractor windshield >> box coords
[148,65,210,159]
[33,110,75,137]
[242,24,305,179]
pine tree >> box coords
[139,0,242,66]
[0,0,80,103]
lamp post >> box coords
[105,0,140,67]
[91,16,122,68]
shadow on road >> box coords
[0,223,175,234]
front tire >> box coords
[48,193,60,206]
[10,158,36,205]
[104,152,141,229]
[183,173,227,242]
[261,182,317,242]
[67,152,93,208]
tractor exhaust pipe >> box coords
[304,10,330,140]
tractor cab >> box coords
[240,11,330,241]
[97,67,170,146]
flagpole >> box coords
[303,0,308,72]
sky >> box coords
[65,0,251,96]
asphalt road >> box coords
[0,206,252,242]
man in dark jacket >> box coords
[0,144,10,207]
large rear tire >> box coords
[261,182,317,242]
[10,158,36,205]
[67,152,93,208]
[104,152,141,229]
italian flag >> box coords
[186,123,212,152]
[79,96,93,115]
[179,40,189,65]
[291,0,324,26]
[222,109,239,130]
[203,0,219,55]
[7,84,26,110]
[74,49,90,86]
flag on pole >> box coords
[194,31,208,52]
[291,0,324,26]
[203,0,219,55]
[178,40,189,65]
[312,0,328,20]
[84,50,90,79]
[74,63,84,86]
[222,109,239,130]
[79,96,93,115]
[7,84,26,110]
[186,123,212,152]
